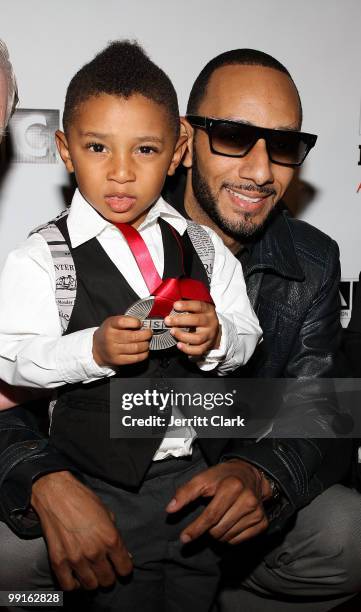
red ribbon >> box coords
[114,222,213,317]
[150,277,213,316]
[114,222,161,294]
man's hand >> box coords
[166,459,272,545]
[165,300,220,356]
[93,315,152,367]
[31,471,133,590]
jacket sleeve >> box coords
[0,404,82,537]
[222,239,352,532]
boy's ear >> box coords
[55,130,75,173]
[179,117,194,169]
[167,121,189,176]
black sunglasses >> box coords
[186,115,318,168]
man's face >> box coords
[188,65,301,241]
[0,68,8,141]
[56,93,183,228]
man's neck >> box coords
[184,180,242,255]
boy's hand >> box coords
[165,300,221,356]
[93,315,152,367]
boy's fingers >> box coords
[173,300,209,313]
[171,329,208,345]
[166,313,207,328]
[113,328,153,343]
[110,316,142,330]
[177,342,210,356]
[113,351,149,365]
[112,341,150,355]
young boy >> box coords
[0,41,261,610]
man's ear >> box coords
[55,130,75,173]
[179,117,194,169]
[167,122,188,176]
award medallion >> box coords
[115,221,212,351]
[125,296,185,351]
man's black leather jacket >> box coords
[219,206,351,525]
[0,202,351,537]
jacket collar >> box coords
[245,206,305,281]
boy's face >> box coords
[56,93,185,227]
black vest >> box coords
[49,216,227,487]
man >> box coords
[164,50,361,611]
[0,49,360,612]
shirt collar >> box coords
[67,189,189,248]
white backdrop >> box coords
[0,0,360,323]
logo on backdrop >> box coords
[8,109,59,163]
[340,279,359,327]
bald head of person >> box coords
[0,39,18,141]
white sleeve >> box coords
[195,227,262,375]
[0,233,114,388]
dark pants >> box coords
[2,471,361,611]
[0,446,221,612]
[218,485,361,612]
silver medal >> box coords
[125,296,182,351]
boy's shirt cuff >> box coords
[56,327,115,384]
[195,314,228,372]
[195,313,259,375]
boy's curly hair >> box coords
[63,40,179,137]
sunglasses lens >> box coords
[210,122,256,156]
[268,131,308,165]
[208,120,312,166]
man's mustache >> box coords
[223,182,276,197]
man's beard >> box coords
[191,150,275,243]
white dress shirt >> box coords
[0,190,261,458]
